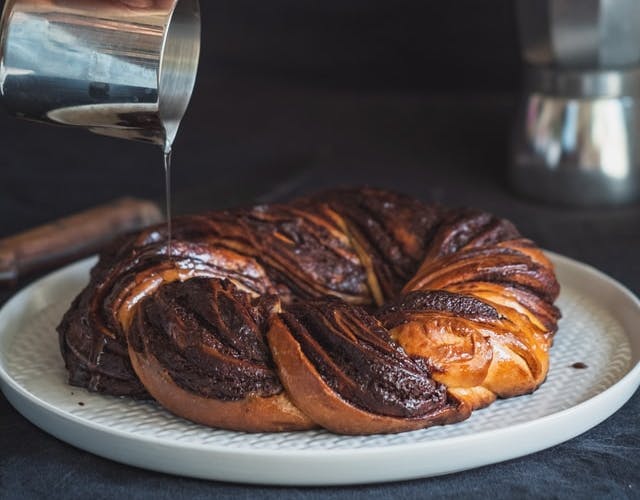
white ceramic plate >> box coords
[1,253,639,486]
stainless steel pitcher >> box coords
[0,0,201,151]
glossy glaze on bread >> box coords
[57,188,560,434]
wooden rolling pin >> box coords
[0,198,163,288]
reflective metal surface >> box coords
[511,92,640,205]
[525,67,640,99]
[0,0,200,149]
[512,0,640,205]
[516,0,640,69]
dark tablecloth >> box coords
[1,75,639,498]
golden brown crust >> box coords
[267,316,470,435]
[396,233,558,410]
[128,345,316,432]
[389,314,494,389]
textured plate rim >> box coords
[0,252,639,485]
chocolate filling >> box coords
[378,290,500,329]
[280,299,448,418]
[128,278,283,401]
[318,188,442,299]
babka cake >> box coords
[57,188,560,434]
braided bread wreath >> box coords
[58,188,560,435]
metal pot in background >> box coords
[510,0,640,206]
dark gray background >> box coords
[1,1,639,498]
